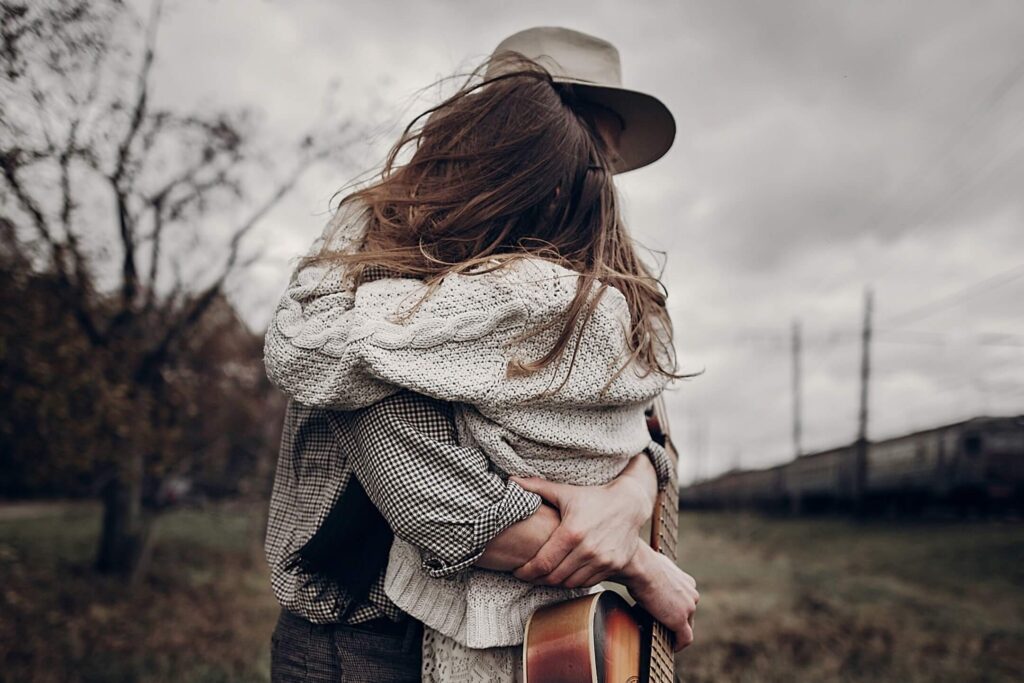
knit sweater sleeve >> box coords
[264,256,665,411]
[263,262,396,410]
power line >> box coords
[873,329,1024,347]
[881,260,1024,327]
[885,127,1024,240]
[710,323,1024,350]
[862,53,1024,240]
[806,53,1024,294]
[724,261,1024,349]
[883,55,1024,220]
[859,130,1024,292]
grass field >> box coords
[0,503,279,683]
[675,512,1024,682]
[1,505,1022,682]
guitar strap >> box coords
[640,398,680,683]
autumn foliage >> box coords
[0,0,353,574]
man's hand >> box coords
[511,452,658,589]
[619,544,699,652]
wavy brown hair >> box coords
[306,52,687,385]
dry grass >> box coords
[2,505,1022,682]
[0,503,279,683]
[675,512,1024,682]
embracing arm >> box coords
[477,452,657,576]
[344,389,661,579]
[345,390,697,649]
[345,390,544,577]
[479,454,699,652]
[506,439,675,588]
[475,503,561,570]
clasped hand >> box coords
[510,452,655,588]
[512,452,699,651]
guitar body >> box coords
[523,397,680,683]
[523,591,642,683]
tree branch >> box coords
[142,152,240,311]
[0,148,103,345]
[111,0,163,313]
[223,151,327,270]
[59,32,108,295]
[111,0,161,187]
[137,151,323,378]
[59,117,92,292]
[144,193,164,310]
[0,148,54,247]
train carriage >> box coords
[680,415,1024,514]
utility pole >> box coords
[792,319,803,460]
[853,288,873,514]
[689,412,702,483]
[704,421,710,480]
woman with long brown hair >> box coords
[264,27,698,682]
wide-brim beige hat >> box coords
[485,26,676,174]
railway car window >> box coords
[964,432,982,456]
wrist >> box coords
[478,503,560,571]
[618,543,655,592]
[610,457,657,524]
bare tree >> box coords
[0,0,359,575]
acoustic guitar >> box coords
[522,397,680,683]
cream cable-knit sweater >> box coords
[263,206,672,648]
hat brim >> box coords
[555,79,676,174]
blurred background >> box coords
[1,1,1022,681]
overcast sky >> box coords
[144,0,1024,483]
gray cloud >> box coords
[144,0,1024,481]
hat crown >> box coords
[483,26,676,173]
[487,27,622,87]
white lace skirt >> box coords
[421,626,522,683]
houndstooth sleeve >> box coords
[339,391,542,578]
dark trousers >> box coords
[271,609,423,682]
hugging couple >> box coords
[263,26,699,682]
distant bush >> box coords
[0,228,284,502]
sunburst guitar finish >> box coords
[523,591,641,683]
